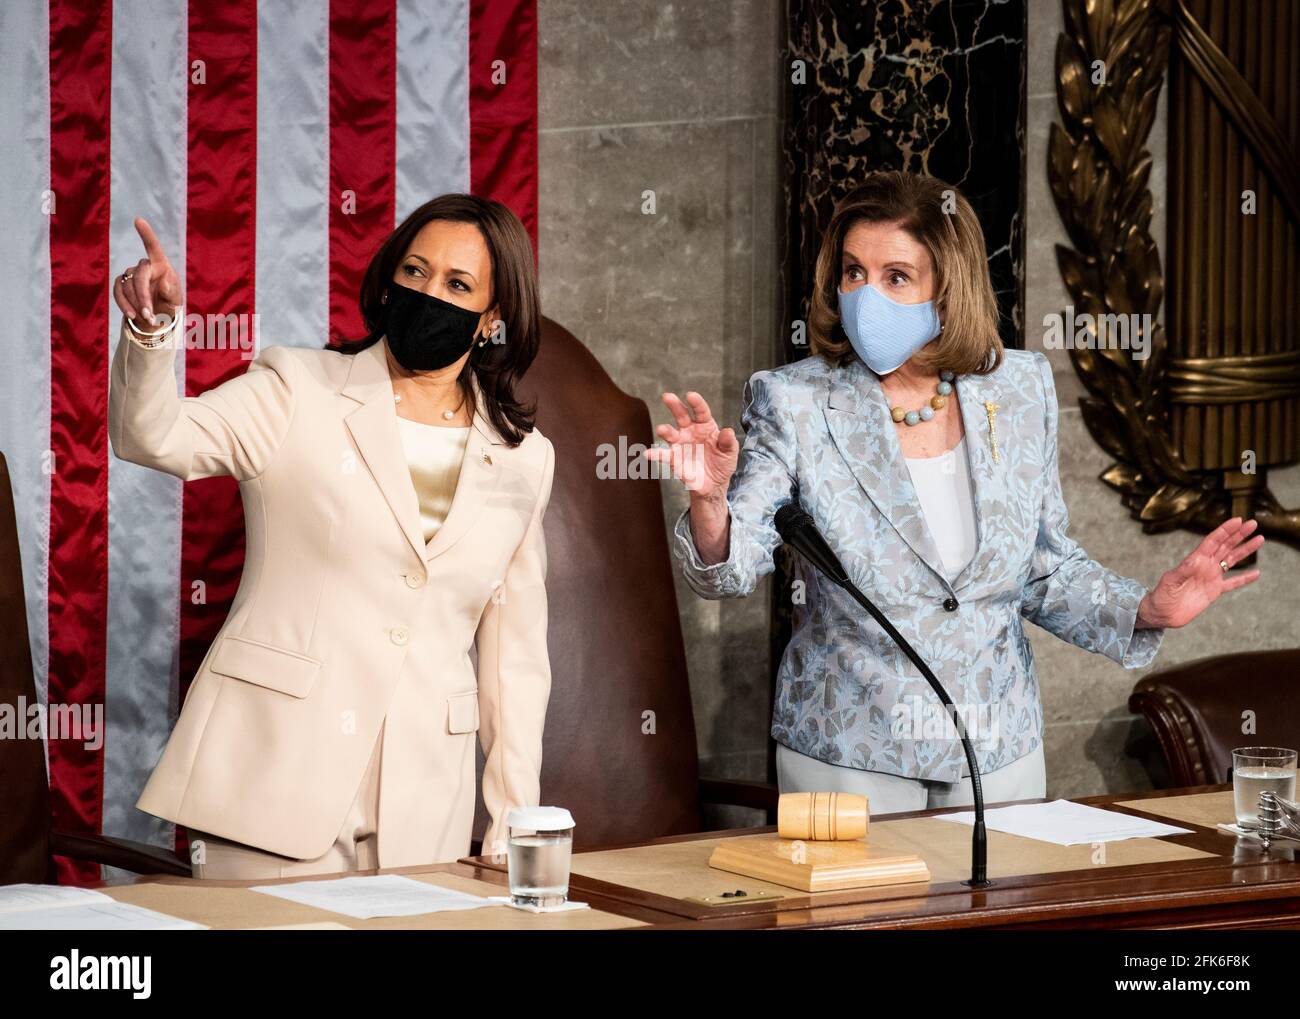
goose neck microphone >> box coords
[773,501,992,888]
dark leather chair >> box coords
[0,452,190,882]
[469,317,777,852]
[1128,648,1300,788]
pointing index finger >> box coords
[134,217,167,263]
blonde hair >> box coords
[808,171,1004,376]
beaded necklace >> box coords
[888,369,955,426]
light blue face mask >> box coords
[837,284,942,375]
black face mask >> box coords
[380,282,482,371]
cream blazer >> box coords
[107,310,554,867]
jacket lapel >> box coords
[948,364,1005,591]
[823,355,1005,593]
[339,337,505,566]
[423,386,504,562]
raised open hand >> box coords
[112,217,183,329]
[1137,516,1265,629]
[644,391,739,501]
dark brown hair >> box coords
[809,171,1003,376]
[330,193,540,446]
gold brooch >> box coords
[481,451,493,466]
[984,400,1000,463]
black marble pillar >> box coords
[779,0,1027,361]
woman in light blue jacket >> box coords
[651,171,1263,813]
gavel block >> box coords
[706,791,931,892]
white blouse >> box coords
[395,417,471,543]
[903,434,978,582]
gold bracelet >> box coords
[126,308,180,346]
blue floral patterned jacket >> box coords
[672,348,1165,781]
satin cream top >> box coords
[395,417,471,542]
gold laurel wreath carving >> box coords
[1048,0,1300,549]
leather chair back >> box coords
[1129,649,1300,787]
[471,318,703,849]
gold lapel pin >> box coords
[983,400,1000,464]
[481,451,493,466]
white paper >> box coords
[0,900,206,930]
[249,874,496,919]
[932,799,1193,845]
[0,884,115,914]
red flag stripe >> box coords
[469,0,539,260]
[47,0,113,885]
[175,0,260,859]
[328,0,398,346]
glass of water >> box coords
[506,806,575,908]
[1232,747,1298,828]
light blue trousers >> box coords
[775,740,1046,816]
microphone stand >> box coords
[775,504,993,888]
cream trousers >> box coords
[776,739,1046,815]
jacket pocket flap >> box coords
[447,690,480,734]
[209,635,322,698]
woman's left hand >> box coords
[1136,516,1264,629]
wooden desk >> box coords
[92,862,677,930]
[90,784,1300,930]
[465,784,1300,930]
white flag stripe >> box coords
[395,0,472,224]
[257,0,330,352]
[103,0,190,860]
[0,0,53,757]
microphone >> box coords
[774,502,993,888]
[774,503,850,586]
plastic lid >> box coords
[507,806,575,831]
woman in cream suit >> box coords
[108,195,554,879]
[653,171,1264,814]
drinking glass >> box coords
[1232,747,1298,828]
[506,806,575,908]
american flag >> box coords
[0,0,538,884]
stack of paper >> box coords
[0,884,206,930]
[249,874,497,919]
[933,799,1194,845]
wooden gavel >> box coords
[777,791,869,841]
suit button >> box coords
[943,597,959,612]
[404,571,424,589]
[390,627,409,646]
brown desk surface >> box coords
[95,864,667,930]
[92,785,1300,930]
[466,784,1300,930]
